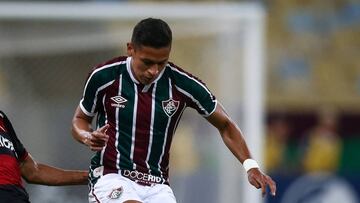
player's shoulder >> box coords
[92,56,128,72]
[86,56,128,81]
[0,110,6,119]
[167,61,206,85]
[0,111,10,130]
[167,62,193,78]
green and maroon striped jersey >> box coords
[80,56,217,185]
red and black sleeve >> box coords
[0,111,28,162]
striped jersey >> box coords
[80,56,217,185]
[0,111,28,188]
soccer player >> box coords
[0,111,88,203]
[71,18,276,203]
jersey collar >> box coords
[126,56,140,84]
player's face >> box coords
[127,43,171,85]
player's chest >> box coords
[103,83,185,121]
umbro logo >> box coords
[110,95,127,108]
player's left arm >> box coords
[20,153,88,186]
[206,103,276,197]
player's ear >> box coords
[127,42,134,56]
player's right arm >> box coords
[72,66,111,151]
[71,106,109,151]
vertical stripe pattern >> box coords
[133,84,153,173]
[130,83,138,170]
[99,94,107,166]
[145,82,157,174]
[84,57,217,185]
[157,79,173,177]
[115,74,122,170]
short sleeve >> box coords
[79,69,107,117]
[79,64,118,117]
[184,82,217,117]
[0,111,28,161]
[170,66,217,117]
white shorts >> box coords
[89,174,177,203]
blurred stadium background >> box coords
[0,0,359,203]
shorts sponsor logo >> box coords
[110,95,127,108]
[122,170,163,185]
[108,187,123,199]
[162,99,179,117]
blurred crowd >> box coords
[261,7,360,203]
[267,0,360,110]
[264,108,349,175]
[264,107,360,202]
[264,0,360,177]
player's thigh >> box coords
[145,184,177,203]
[89,174,142,203]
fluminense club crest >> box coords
[108,187,123,199]
[162,99,179,117]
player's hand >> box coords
[247,168,276,197]
[84,124,110,151]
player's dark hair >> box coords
[131,18,172,49]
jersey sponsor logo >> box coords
[162,99,179,117]
[110,95,127,108]
[0,135,15,151]
[108,187,123,199]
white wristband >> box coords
[243,159,259,172]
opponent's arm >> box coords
[71,106,109,151]
[206,103,276,196]
[20,153,88,185]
